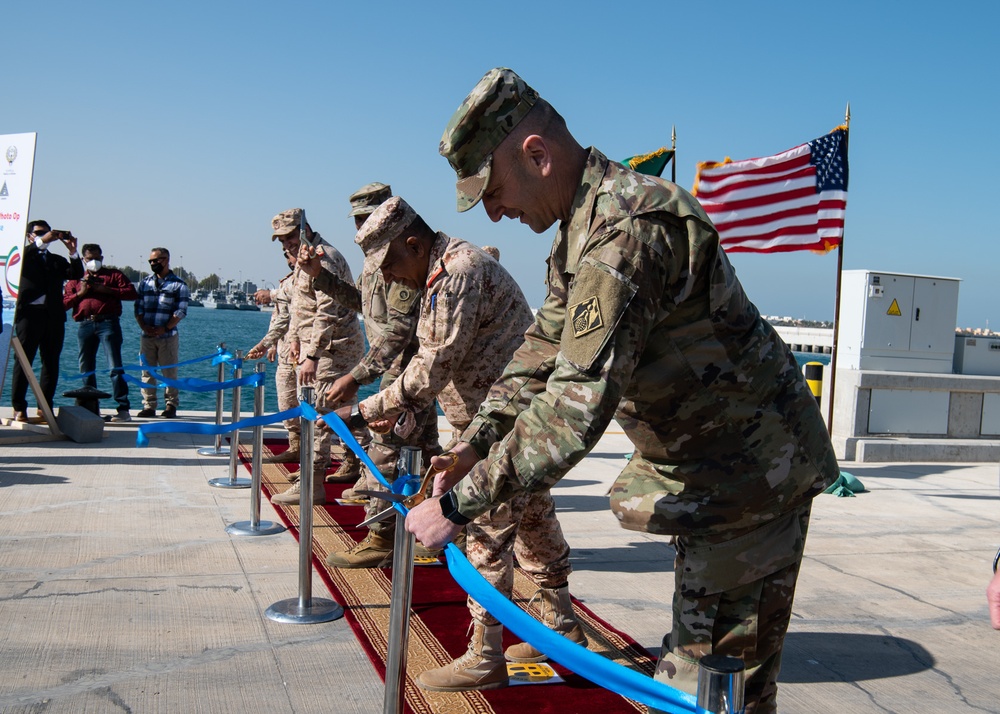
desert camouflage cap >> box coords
[439,67,539,213]
[271,208,305,240]
[348,182,392,217]
[355,196,417,275]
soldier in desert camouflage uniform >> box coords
[247,250,300,470]
[339,196,587,692]
[268,208,364,506]
[297,182,441,568]
[407,68,839,713]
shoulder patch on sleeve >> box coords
[561,261,636,372]
[387,282,420,314]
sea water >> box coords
[3,308,830,416]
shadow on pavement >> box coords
[780,631,934,683]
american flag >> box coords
[693,126,849,253]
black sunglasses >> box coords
[148,257,166,265]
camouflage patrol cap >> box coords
[348,182,392,217]
[439,67,539,213]
[354,196,417,275]
[271,208,305,241]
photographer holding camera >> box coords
[10,220,84,422]
[62,244,138,421]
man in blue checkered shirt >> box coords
[134,247,189,418]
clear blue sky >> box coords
[7,1,999,328]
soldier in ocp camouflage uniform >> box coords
[268,208,364,506]
[340,196,587,692]
[298,182,441,568]
[406,68,840,713]
[247,249,301,470]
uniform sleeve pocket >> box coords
[560,260,636,373]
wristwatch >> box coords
[439,490,471,526]
[347,403,367,431]
[306,354,318,361]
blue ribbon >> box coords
[137,406,700,710]
[443,544,698,712]
[137,405,304,447]
[124,347,233,373]
[123,370,264,394]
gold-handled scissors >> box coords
[356,452,458,527]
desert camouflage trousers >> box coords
[361,373,442,537]
[465,487,574,626]
[651,502,812,714]
[275,358,298,439]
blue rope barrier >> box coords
[137,406,701,710]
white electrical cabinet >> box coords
[838,270,960,373]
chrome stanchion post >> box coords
[228,362,285,536]
[266,386,343,624]
[198,342,230,456]
[383,446,422,714]
[210,350,251,489]
[696,655,745,714]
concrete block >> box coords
[56,406,104,443]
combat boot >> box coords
[504,585,588,662]
[269,467,327,506]
[417,621,508,692]
[264,435,301,464]
[340,474,369,501]
[325,531,394,568]
[326,450,362,483]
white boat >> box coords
[202,289,237,310]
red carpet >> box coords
[242,438,657,714]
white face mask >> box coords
[85,259,102,273]
[34,236,46,250]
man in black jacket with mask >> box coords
[10,220,84,422]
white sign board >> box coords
[1,132,37,304]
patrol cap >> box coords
[348,182,392,217]
[354,196,417,275]
[271,208,305,241]
[439,67,539,213]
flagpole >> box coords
[826,102,851,435]
[671,125,677,184]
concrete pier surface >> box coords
[1,412,998,713]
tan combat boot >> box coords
[504,585,588,662]
[417,621,508,692]
[340,474,369,501]
[269,466,327,506]
[264,434,301,464]
[325,531,394,568]
[326,450,362,483]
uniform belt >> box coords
[80,314,115,322]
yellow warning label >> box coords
[887,299,902,317]
[507,662,558,682]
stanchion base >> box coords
[265,597,343,624]
[208,477,252,489]
[197,446,231,456]
[226,520,286,536]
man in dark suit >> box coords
[10,220,84,421]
